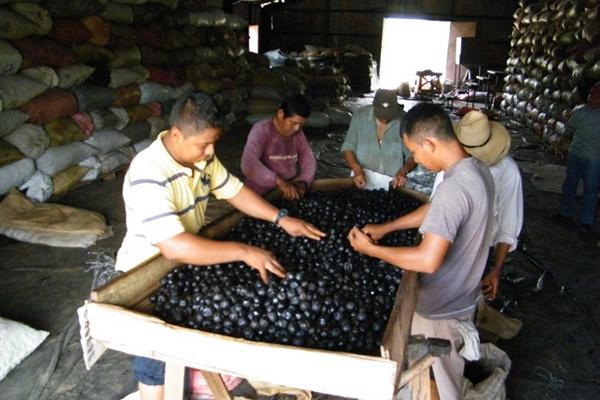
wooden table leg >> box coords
[164,364,232,400]
[165,362,185,400]
[409,367,431,400]
[202,371,232,400]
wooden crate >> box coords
[79,178,429,399]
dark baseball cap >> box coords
[373,89,401,121]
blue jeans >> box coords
[133,356,191,389]
[559,154,600,225]
[133,356,165,386]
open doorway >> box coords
[248,24,259,53]
[379,18,451,92]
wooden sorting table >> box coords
[78,178,436,400]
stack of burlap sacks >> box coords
[501,0,600,153]
[0,0,250,202]
[243,47,353,129]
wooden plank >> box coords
[91,255,178,308]
[395,185,430,203]
[380,271,420,390]
[203,371,232,400]
[164,362,185,400]
[310,177,354,192]
[85,302,397,400]
[410,368,431,400]
[398,354,434,388]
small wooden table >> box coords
[416,70,443,97]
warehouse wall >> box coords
[257,0,518,77]
[502,0,600,154]
[0,0,252,200]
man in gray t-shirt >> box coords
[348,103,494,400]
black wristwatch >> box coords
[273,208,288,225]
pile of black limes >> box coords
[151,188,420,355]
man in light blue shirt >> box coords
[557,83,600,230]
[341,89,416,190]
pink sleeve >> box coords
[241,122,278,188]
[296,130,316,185]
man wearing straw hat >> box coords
[432,110,523,301]
[348,103,494,400]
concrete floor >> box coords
[1,101,599,399]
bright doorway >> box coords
[249,25,259,53]
[379,18,451,91]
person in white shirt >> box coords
[431,111,523,300]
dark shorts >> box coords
[133,356,165,386]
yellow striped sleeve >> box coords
[208,156,243,200]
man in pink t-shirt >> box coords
[241,95,316,199]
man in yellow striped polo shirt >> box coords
[116,92,325,400]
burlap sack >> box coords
[0,158,35,196]
[10,2,52,36]
[49,19,92,45]
[45,0,103,19]
[139,82,177,104]
[0,8,39,40]
[113,84,141,108]
[57,64,96,89]
[90,108,129,131]
[72,42,115,65]
[3,123,49,159]
[44,118,86,147]
[121,120,150,143]
[21,66,59,88]
[52,165,89,196]
[110,46,142,68]
[0,110,29,138]
[71,112,95,136]
[109,67,148,89]
[0,74,48,110]
[147,65,185,86]
[12,36,79,69]
[140,22,165,48]
[19,88,78,125]
[126,104,155,122]
[72,84,116,112]
[0,140,23,167]
[140,46,169,66]
[0,189,111,248]
[101,3,134,24]
[81,15,111,46]
[0,39,22,75]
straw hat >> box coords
[455,111,511,166]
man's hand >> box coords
[279,216,326,240]
[293,181,307,198]
[361,223,387,241]
[347,226,374,255]
[391,168,408,188]
[352,169,366,189]
[481,265,502,301]
[277,179,300,200]
[242,245,287,283]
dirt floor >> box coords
[0,96,599,400]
